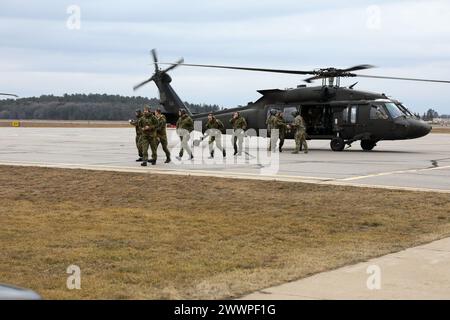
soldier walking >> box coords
[229,111,247,156]
[176,109,194,160]
[139,106,159,166]
[274,111,288,152]
[205,113,226,158]
[266,109,278,152]
[290,111,308,154]
[130,109,144,161]
[155,108,171,163]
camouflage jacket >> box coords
[156,114,168,137]
[291,115,306,133]
[176,114,194,134]
[138,114,159,137]
[274,116,288,135]
[229,116,247,130]
[206,118,224,131]
[131,115,143,135]
[266,115,277,131]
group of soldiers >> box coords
[172,109,248,160]
[266,109,308,154]
[130,106,171,166]
[131,107,307,166]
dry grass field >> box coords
[1,165,449,299]
[431,126,450,134]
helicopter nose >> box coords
[410,120,431,139]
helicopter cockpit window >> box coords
[385,102,404,119]
[397,103,414,117]
[370,105,389,120]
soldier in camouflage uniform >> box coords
[266,109,278,152]
[274,111,288,152]
[155,108,171,163]
[176,109,194,160]
[290,110,308,154]
[229,111,247,156]
[205,113,226,158]
[130,109,144,161]
[138,107,159,166]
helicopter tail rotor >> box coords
[151,48,159,73]
[133,49,184,91]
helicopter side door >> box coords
[365,103,392,140]
[338,104,360,139]
[264,104,300,138]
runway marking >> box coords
[1,161,449,194]
[340,165,450,181]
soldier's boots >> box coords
[165,158,171,163]
[141,161,147,166]
[189,154,194,160]
[279,146,283,153]
[136,157,143,162]
[223,150,226,158]
[150,160,156,165]
[208,151,214,159]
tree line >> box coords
[421,108,449,121]
[0,94,222,120]
[0,94,446,121]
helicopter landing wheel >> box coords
[361,140,377,151]
[330,137,345,151]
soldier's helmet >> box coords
[270,109,278,116]
[179,109,187,115]
[291,110,299,117]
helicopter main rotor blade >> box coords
[160,60,450,85]
[355,74,450,84]
[133,76,155,91]
[304,75,321,83]
[160,58,184,74]
[0,93,18,97]
[160,62,315,75]
[341,64,375,72]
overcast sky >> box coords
[1,0,450,114]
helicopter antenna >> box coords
[349,81,358,89]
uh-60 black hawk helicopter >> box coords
[134,49,448,151]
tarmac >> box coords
[0,127,449,193]
[242,237,450,300]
